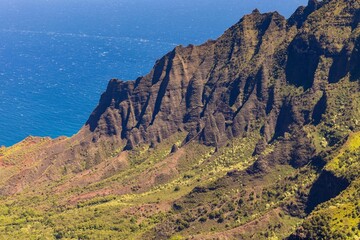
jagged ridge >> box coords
[87,0,359,152]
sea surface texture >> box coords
[0,0,306,146]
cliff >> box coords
[86,0,359,167]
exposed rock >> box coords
[86,11,291,150]
[80,0,359,172]
[170,144,178,153]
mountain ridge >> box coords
[0,0,359,239]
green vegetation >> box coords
[0,68,358,240]
[0,0,359,239]
[296,132,360,239]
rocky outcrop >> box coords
[87,11,289,149]
[86,10,291,150]
[85,0,359,168]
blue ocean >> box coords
[0,0,306,146]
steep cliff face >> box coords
[86,10,295,155]
[86,10,291,150]
[85,0,359,166]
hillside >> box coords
[0,0,359,239]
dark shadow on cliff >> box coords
[305,170,349,214]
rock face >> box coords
[86,0,359,161]
[87,10,291,149]
[5,9,292,195]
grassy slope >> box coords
[0,133,260,239]
[296,132,360,239]
[0,131,311,239]
[0,78,359,239]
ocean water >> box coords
[0,0,307,146]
